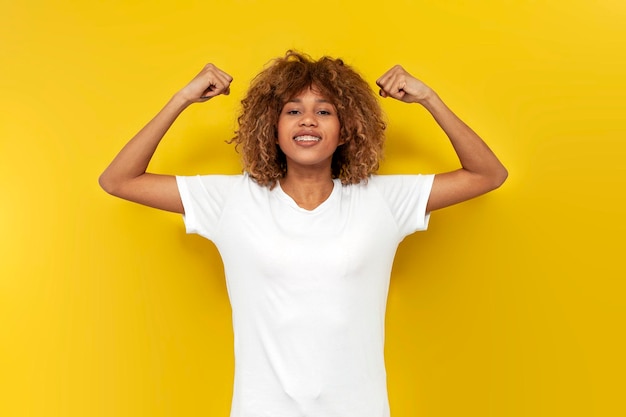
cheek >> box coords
[277,113,293,131]
[276,123,291,147]
[276,118,287,141]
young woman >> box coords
[100,51,507,417]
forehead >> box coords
[285,86,333,104]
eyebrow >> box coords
[286,98,332,104]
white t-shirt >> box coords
[176,173,434,417]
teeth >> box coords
[294,135,321,142]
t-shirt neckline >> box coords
[275,178,342,213]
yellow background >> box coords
[1,0,624,416]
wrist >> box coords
[417,88,438,106]
[169,92,195,110]
[416,89,440,108]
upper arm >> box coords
[99,173,184,214]
[426,169,507,212]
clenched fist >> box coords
[376,65,434,104]
[178,63,233,104]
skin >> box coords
[375,64,508,212]
[99,64,232,213]
[276,87,342,210]
[99,62,507,213]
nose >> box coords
[299,111,317,126]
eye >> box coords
[285,109,300,115]
[317,109,333,115]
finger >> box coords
[212,71,233,94]
[378,75,402,99]
[376,76,392,96]
[375,73,391,90]
[199,63,232,88]
[392,79,408,97]
[199,83,221,99]
[387,70,412,98]
[377,64,404,84]
[208,65,233,86]
[377,68,404,95]
[216,68,234,84]
[200,85,221,99]
[201,75,231,98]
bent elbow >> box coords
[490,166,508,190]
[98,173,120,196]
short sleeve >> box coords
[175,175,241,239]
[369,174,435,236]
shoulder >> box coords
[339,174,433,202]
[367,174,435,189]
[176,174,258,204]
[176,173,260,190]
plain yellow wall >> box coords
[1,1,625,416]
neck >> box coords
[279,171,335,210]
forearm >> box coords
[99,93,191,193]
[419,91,508,186]
[377,65,507,210]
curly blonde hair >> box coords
[231,51,386,187]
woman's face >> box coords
[277,86,341,174]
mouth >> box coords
[293,135,321,142]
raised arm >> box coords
[99,64,233,213]
[376,65,508,212]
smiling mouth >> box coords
[294,135,321,142]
